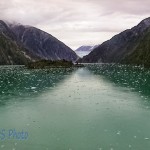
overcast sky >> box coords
[0,0,150,49]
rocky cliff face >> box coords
[0,21,31,65]
[0,34,30,65]
[79,17,150,66]
[0,20,78,65]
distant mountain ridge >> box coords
[76,46,97,52]
[79,17,150,67]
[0,20,78,65]
[75,45,98,57]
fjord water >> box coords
[0,64,150,150]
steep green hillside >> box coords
[123,27,150,67]
[79,17,150,67]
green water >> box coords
[0,64,150,150]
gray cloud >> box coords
[0,0,150,49]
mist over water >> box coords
[0,64,150,150]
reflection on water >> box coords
[0,65,150,150]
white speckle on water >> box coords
[31,87,37,90]
[134,136,137,138]
[117,131,121,135]
[24,72,30,75]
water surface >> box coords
[0,64,150,150]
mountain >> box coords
[75,45,98,57]
[79,17,150,66]
[0,20,78,65]
[9,23,78,62]
[76,46,94,52]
